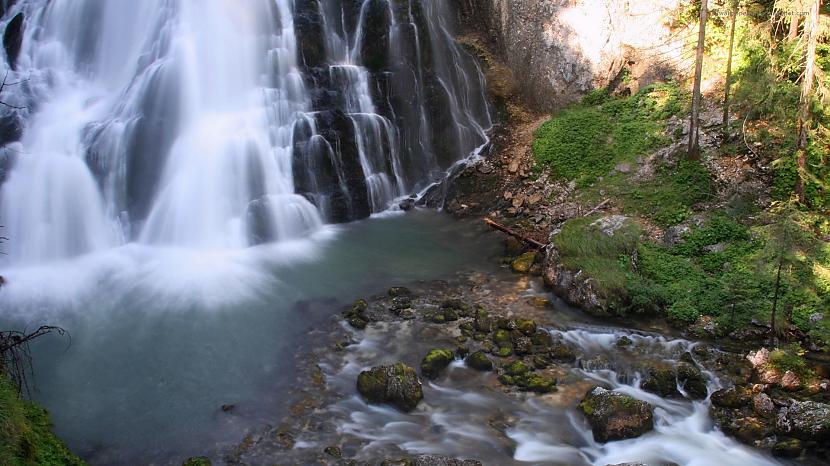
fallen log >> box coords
[483,218,546,249]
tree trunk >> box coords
[722,0,738,135]
[789,15,800,42]
[795,0,820,205]
[688,0,708,160]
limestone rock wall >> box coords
[457,0,686,111]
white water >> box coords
[323,321,785,466]
[0,0,491,269]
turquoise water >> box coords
[0,211,503,464]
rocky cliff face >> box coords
[457,0,685,111]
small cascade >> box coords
[0,0,490,266]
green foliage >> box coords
[533,83,685,187]
[621,160,713,226]
[0,375,85,466]
[769,344,816,380]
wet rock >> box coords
[714,411,772,444]
[348,317,368,329]
[389,296,412,311]
[640,362,679,397]
[465,351,493,371]
[516,319,537,335]
[399,198,416,211]
[549,343,576,362]
[409,455,483,466]
[676,362,708,399]
[474,312,493,333]
[513,336,533,355]
[357,363,424,412]
[711,387,752,408]
[182,457,211,466]
[493,329,511,347]
[771,437,803,458]
[421,348,454,379]
[323,445,342,458]
[775,400,830,441]
[496,318,517,331]
[530,329,553,348]
[494,344,513,357]
[511,251,537,273]
[3,13,24,70]
[526,296,551,308]
[616,336,633,347]
[579,387,654,442]
[389,287,411,297]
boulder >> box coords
[511,251,537,273]
[421,349,454,379]
[776,401,830,441]
[465,351,493,371]
[579,387,654,442]
[711,386,751,409]
[357,363,424,412]
[771,437,803,458]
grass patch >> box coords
[554,216,640,300]
[533,83,685,187]
[0,375,85,466]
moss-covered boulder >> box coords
[183,457,211,466]
[711,386,751,409]
[357,363,423,412]
[511,251,537,273]
[421,349,454,379]
[465,351,493,371]
[516,319,537,336]
[579,387,654,442]
[549,343,576,362]
[640,362,678,397]
[343,299,370,329]
[771,437,803,458]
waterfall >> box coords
[0,0,491,266]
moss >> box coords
[511,252,537,274]
[495,345,513,358]
[465,351,493,371]
[182,457,211,466]
[505,361,530,376]
[492,329,510,347]
[0,375,85,466]
[420,349,454,379]
[533,82,684,187]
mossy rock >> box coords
[530,329,553,348]
[640,362,679,397]
[516,319,537,336]
[549,343,576,362]
[183,457,212,466]
[493,329,511,347]
[343,299,368,318]
[323,445,343,458]
[711,386,752,409]
[496,318,517,331]
[465,351,493,371]
[771,437,803,458]
[495,345,513,357]
[348,317,368,330]
[357,363,423,412]
[616,336,633,347]
[442,308,459,322]
[516,373,557,393]
[511,252,537,273]
[579,387,654,442]
[505,361,531,376]
[421,349,454,379]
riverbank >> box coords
[221,266,825,465]
[0,374,85,466]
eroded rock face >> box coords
[579,387,654,442]
[776,401,830,441]
[357,363,424,412]
[457,0,683,111]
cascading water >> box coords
[0,0,491,266]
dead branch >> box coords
[483,217,546,249]
[1,326,70,394]
[583,199,611,217]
